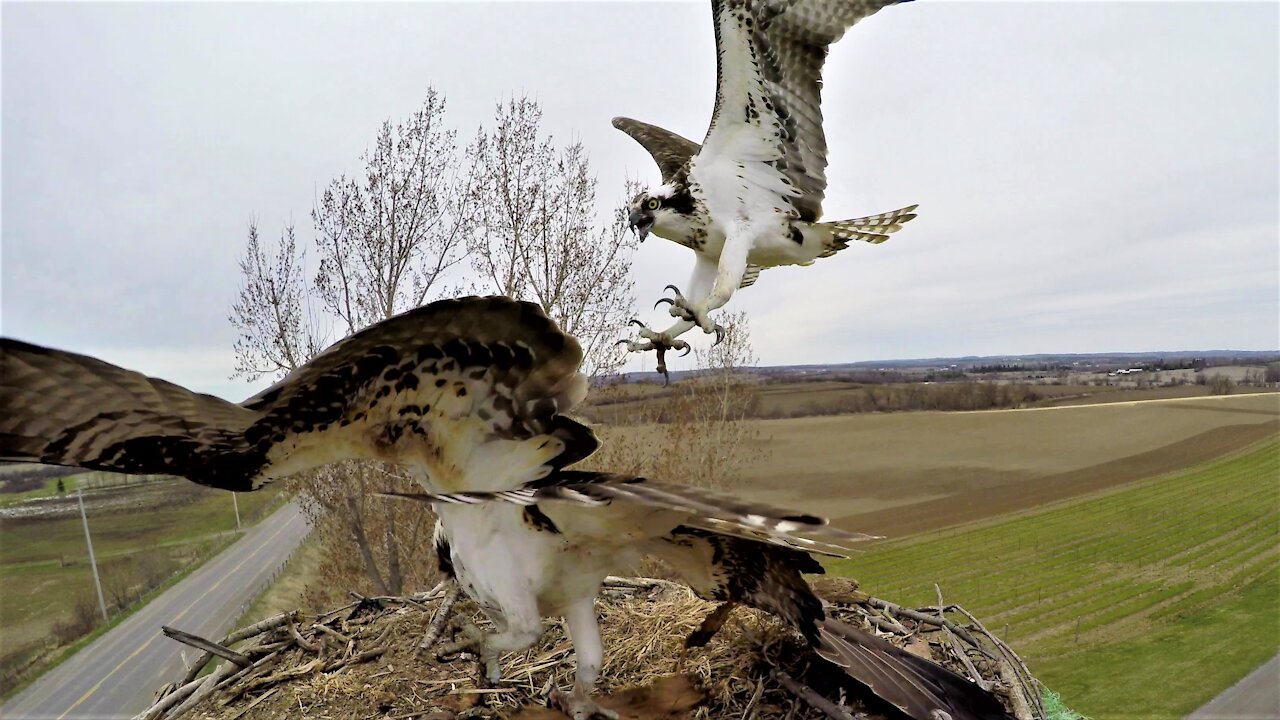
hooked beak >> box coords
[628,208,653,243]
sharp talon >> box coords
[628,318,646,328]
[654,297,673,310]
[679,345,691,357]
[664,284,682,295]
[713,326,726,346]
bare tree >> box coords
[583,310,766,491]
[314,88,472,336]
[229,222,324,381]
[229,90,471,596]
[466,96,637,376]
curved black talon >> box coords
[679,345,691,357]
[628,318,646,328]
[654,297,674,310]
[663,284,684,298]
[654,348,671,386]
[615,338,631,347]
[712,325,726,346]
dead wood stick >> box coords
[162,627,251,668]
[163,658,240,720]
[316,600,361,623]
[215,650,286,705]
[771,669,855,720]
[932,586,990,690]
[866,597,990,656]
[324,645,387,672]
[864,613,908,635]
[224,687,279,720]
[312,622,353,645]
[415,582,460,658]
[176,611,296,685]
[133,674,206,720]
[244,657,324,692]
[999,657,1037,720]
[947,605,1045,719]
[288,619,319,653]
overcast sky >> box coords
[3,1,1277,401]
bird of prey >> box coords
[616,0,918,371]
[0,296,1009,720]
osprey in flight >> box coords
[617,0,918,372]
[0,297,1009,720]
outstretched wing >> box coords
[696,0,907,222]
[379,471,877,556]
[241,296,596,490]
[611,117,701,186]
[1,296,596,492]
[0,339,262,487]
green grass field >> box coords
[830,436,1280,718]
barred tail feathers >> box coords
[816,618,1017,720]
[817,204,919,258]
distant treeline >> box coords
[0,464,80,494]
[752,381,1043,419]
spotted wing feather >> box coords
[0,339,264,489]
[2,297,596,493]
[699,0,908,222]
[240,296,595,489]
[611,117,701,186]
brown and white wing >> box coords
[611,117,701,185]
[240,295,596,491]
[696,0,907,222]
[738,264,764,289]
[379,471,876,556]
[0,339,263,489]
[1,296,595,493]
[762,0,906,219]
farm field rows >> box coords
[829,436,1280,718]
[730,392,1279,536]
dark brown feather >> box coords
[611,117,701,186]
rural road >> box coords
[1188,654,1280,719]
[1,500,312,720]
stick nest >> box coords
[138,577,1045,720]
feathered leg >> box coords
[548,597,618,720]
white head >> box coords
[626,183,697,243]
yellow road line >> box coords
[56,508,302,719]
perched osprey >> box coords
[617,0,918,366]
[0,297,1009,720]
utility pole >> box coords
[232,493,242,530]
[78,488,109,622]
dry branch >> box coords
[772,669,856,720]
[161,627,251,668]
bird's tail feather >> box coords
[817,204,919,257]
[0,339,261,487]
[816,618,1016,720]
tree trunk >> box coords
[344,495,388,595]
[384,524,403,596]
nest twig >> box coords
[136,576,1045,720]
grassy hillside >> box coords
[830,436,1279,718]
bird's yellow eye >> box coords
[647,199,660,210]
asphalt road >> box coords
[1188,654,1280,720]
[2,499,312,720]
